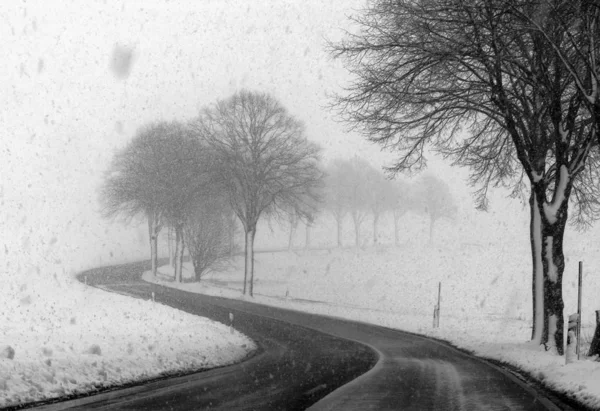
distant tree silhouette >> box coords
[390,179,416,246]
[415,173,457,243]
[366,168,396,244]
[324,159,351,247]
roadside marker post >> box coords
[433,282,441,328]
[152,291,155,302]
[577,261,583,360]
[438,282,441,326]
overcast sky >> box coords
[4,0,580,281]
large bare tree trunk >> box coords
[174,223,185,283]
[530,191,545,344]
[244,229,256,296]
[305,222,311,250]
[541,228,566,354]
[534,171,571,355]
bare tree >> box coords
[517,0,600,142]
[332,0,600,353]
[324,159,352,247]
[185,195,231,281]
[347,157,372,248]
[100,121,185,276]
[285,189,322,251]
[158,123,211,283]
[302,188,322,250]
[193,90,323,296]
[324,157,376,248]
[366,167,397,244]
[391,180,415,246]
[415,173,458,243]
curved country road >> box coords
[32,260,572,411]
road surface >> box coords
[31,260,573,411]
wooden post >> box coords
[577,261,583,360]
[437,282,441,326]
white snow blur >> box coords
[0,271,255,408]
[146,214,600,410]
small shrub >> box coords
[185,198,232,281]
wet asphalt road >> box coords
[32,260,565,411]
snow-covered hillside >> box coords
[0,271,255,408]
[146,243,600,410]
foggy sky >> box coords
[2,0,576,282]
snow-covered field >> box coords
[0,270,256,409]
[145,242,600,410]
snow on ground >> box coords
[0,270,256,409]
[145,243,600,410]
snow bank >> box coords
[147,244,600,410]
[0,270,256,408]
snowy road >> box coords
[35,260,567,410]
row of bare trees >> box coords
[331,0,600,354]
[101,90,323,296]
[317,158,457,248]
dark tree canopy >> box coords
[101,121,213,279]
[332,0,599,215]
[332,0,600,353]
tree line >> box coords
[100,87,458,297]
[101,90,322,296]
[319,158,457,249]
